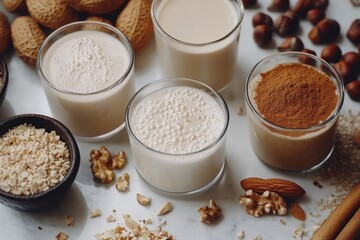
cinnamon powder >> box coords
[254,63,339,129]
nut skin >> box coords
[347,19,360,45]
[308,18,340,44]
[242,0,257,8]
[268,0,289,12]
[333,61,356,85]
[252,12,273,28]
[253,25,272,47]
[345,81,360,102]
[342,52,360,73]
[307,9,325,25]
[274,15,299,36]
[277,37,304,52]
[299,49,317,66]
[321,44,342,63]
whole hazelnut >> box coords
[299,49,317,66]
[253,25,273,47]
[313,0,329,10]
[347,19,360,45]
[308,18,340,44]
[345,81,360,102]
[277,37,304,52]
[333,61,356,84]
[268,0,289,12]
[242,0,257,9]
[252,12,273,28]
[274,15,299,36]
[321,44,342,63]
[343,52,360,73]
[293,0,313,17]
[307,9,325,25]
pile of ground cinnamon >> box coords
[254,63,339,129]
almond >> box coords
[240,177,306,198]
[26,0,79,30]
[72,0,125,14]
[290,202,306,221]
[3,0,27,14]
[11,16,46,65]
[0,13,11,54]
[115,0,153,53]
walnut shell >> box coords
[26,0,79,30]
[0,13,11,54]
[72,0,125,14]
[116,0,153,53]
[10,16,46,65]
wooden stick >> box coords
[335,208,360,240]
[311,182,360,240]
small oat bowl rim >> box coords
[0,114,80,211]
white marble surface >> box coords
[0,1,359,240]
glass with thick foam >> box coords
[151,0,244,91]
[245,52,344,172]
[37,21,135,141]
[126,78,229,195]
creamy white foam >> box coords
[131,86,225,154]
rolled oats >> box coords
[0,124,70,195]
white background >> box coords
[0,1,359,239]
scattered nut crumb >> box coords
[116,173,130,192]
[239,190,287,217]
[280,219,287,225]
[106,214,116,223]
[293,224,305,240]
[198,199,222,224]
[237,230,245,240]
[252,235,262,240]
[90,209,102,218]
[56,232,68,240]
[157,201,173,216]
[38,226,43,230]
[238,106,245,116]
[313,180,323,189]
[94,215,175,240]
[64,215,74,227]
[144,218,153,225]
[136,193,151,206]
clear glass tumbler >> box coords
[37,21,135,141]
[151,0,244,91]
[126,78,229,195]
[245,52,344,172]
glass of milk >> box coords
[245,52,344,172]
[151,0,244,91]
[37,21,135,141]
[126,78,229,195]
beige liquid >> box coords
[153,0,240,91]
[247,66,339,171]
[42,31,134,138]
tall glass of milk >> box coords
[37,21,135,141]
[126,78,229,195]
[151,0,244,91]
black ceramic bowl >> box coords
[0,56,9,106]
[0,114,80,211]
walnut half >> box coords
[89,146,114,183]
[239,190,287,217]
[198,199,222,224]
